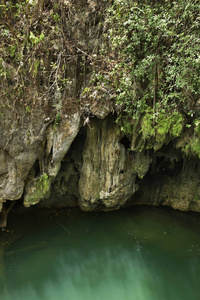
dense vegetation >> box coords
[91,0,200,153]
[0,0,98,116]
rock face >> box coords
[132,147,200,213]
[24,113,80,207]
[79,116,151,211]
[1,0,200,220]
[0,108,80,210]
[1,110,200,216]
[0,107,51,207]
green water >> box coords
[1,206,200,300]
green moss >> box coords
[156,114,171,136]
[193,193,200,202]
[141,109,155,140]
[140,110,184,146]
[24,173,51,206]
[37,173,50,194]
[169,112,184,137]
[188,137,200,158]
[182,120,200,158]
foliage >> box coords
[184,119,200,158]
[141,109,183,145]
[0,0,87,112]
[93,0,200,147]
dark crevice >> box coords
[48,126,86,207]
[195,163,199,171]
[33,159,41,178]
[59,125,86,170]
[120,135,131,150]
[0,201,16,230]
[133,144,185,204]
[148,142,183,176]
[48,146,53,166]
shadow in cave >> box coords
[133,143,184,205]
[120,135,131,150]
[49,126,87,207]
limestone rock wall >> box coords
[78,116,151,211]
[0,109,80,210]
[1,111,200,217]
[1,0,200,220]
[132,149,200,213]
[23,112,80,207]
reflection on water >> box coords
[1,206,200,300]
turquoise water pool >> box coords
[1,206,200,300]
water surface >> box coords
[1,206,200,299]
